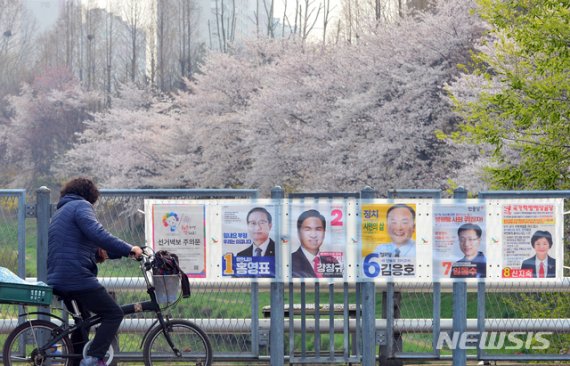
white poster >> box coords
[150,203,206,278]
[433,202,486,279]
[289,203,346,279]
[221,204,277,278]
[501,202,561,279]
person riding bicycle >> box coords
[47,177,143,366]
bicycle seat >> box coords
[53,290,84,319]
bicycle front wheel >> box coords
[143,320,212,366]
[3,319,74,366]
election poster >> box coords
[289,203,345,279]
[432,202,486,279]
[361,203,416,278]
[221,204,277,278]
[501,202,560,279]
[150,203,206,278]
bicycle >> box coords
[2,247,213,366]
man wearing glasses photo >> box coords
[237,207,276,257]
[450,223,486,278]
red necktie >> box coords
[539,262,545,278]
[313,257,323,278]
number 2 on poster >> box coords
[331,209,343,226]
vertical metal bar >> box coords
[452,281,467,366]
[271,281,285,366]
[35,186,51,336]
[355,282,361,359]
[385,282,395,357]
[270,186,284,366]
[315,282,321,357]
[362,281,376,365]
[452,186,468,366]
[343,282,349,360]
[328,282,334,360]
[17,190,27,328]
[477,281,486,360]
[301,282,307,358]
[432,281,441,358]
[288,282,295,359]
[251,282,259,355]
[36,186,51,283]
[17,190,26,279]
[360,186,377,366]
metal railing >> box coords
[0,186,568,366]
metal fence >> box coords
[0,186,568,365]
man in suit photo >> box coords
[450,223,486,278]
[374,204,416,259]
[237,207,275,257]
[292,209,340,278]
[521,230,556,278]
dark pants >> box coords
[62,287,123,362]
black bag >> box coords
[152,250,191,298]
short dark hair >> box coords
[457,223,482,238]
[297,209,326,232]
[386,204,415,221]
[60,177,100,204]
[531,230,553,248]
[247,207,272,224]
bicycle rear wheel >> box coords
[3,319,74,366]
[142,320,212,366]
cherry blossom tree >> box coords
[0,67,100,188]
[55,83,178,188]
[168,48,270,188]
[243,0,485,192]
[55,0,486,195]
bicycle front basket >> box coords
[152,274,180,305]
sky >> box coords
[21,0,407,43]
[22,0,63,33]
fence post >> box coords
[360,186,377,366]
[36,186,51,283]
[270,186,285,366]
[452,187,468,366]
[379,191,403,366]
[17,190,26,280]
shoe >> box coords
[79,356,107,366]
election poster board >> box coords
[143,197,565,283]
[289,202,346,279]
[148,202,206,278]
[432,201,486,279]
[220,203,277,278]
[361,203,417,278]
[501,200,562,279]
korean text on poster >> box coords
[361,203,416,278]
[502,203,558,279]
[290,204,345,279]
[151,204,206,278]
[433,203,486,279]
[221,205,276,278]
